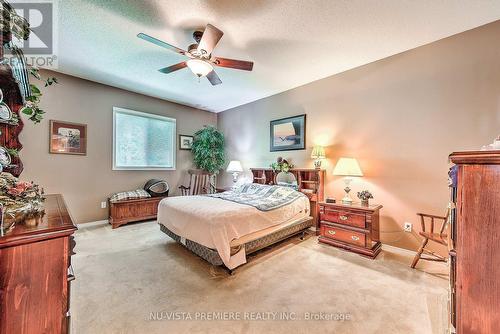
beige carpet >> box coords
[71,221,449,334]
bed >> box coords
[158,181,316,273]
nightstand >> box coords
[318,202,383,259]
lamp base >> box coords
[313,160,322,168]
[341,195,353,205]
[232,172,239,183]
[341,177,353,204]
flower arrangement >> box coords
[357,190,373,205]
[0,172,44,223]
[270,157,294,173]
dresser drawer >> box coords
[320,224,366,247]
[320,207,366,228]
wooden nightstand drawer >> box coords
[321,224,366,247]
[318,202,382,259]
[320,208,366,228]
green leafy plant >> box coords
[5,147,18,157]
[1,0,30,41]
[191,126,225,174]
[270,157,294,173]
[21,68,58,124]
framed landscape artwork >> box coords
[179,135,194,150]
[49,120,87,155]
[270,114,306,151]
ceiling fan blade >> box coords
[137,33,187,56]
[206,70,222,86]
[212,57,253,71]
[197,24,224,56]
[158,62,187,74]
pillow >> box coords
[277,182,299,191]
[276,172,298,190]
[110,189,151,202]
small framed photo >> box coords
[49,120,87,155]
[270,114,306,151]
[179,135,194,150]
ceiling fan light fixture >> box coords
[186,59,213,77]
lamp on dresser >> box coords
[332,157,363,204]
[311,146,326,168]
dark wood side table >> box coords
[318,202,382,259]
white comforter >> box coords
[157,193,309,269]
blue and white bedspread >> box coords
[208,183,307,211]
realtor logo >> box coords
[3,0,58,68]
[11,1,53,54]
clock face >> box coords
[0,103,12,121]
[0,147,11,166]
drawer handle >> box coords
[351,236,360,241]
[67,265,76,282]
[328,230,336,235]
[340,215,348,221]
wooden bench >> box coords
[109,196,167,229]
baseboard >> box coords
[381,243,417,256]
[77,219,108,228]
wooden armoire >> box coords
[448,151,500,333]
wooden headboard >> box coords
[250,168,325,231]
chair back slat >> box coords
[179,169,213,196]
[440,206,452,234]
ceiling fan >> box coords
[137,24,253,86]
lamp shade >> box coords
[311,145,326,159]
[226,160,243,172]
[333,157,363,177]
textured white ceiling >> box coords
[56,0,500,112]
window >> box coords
[113,107,176,170]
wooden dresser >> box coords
[318,202,382,259]
[0,194,77,334]
[448,151,500,334]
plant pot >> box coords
[361,199,369,206]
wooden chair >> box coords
[411,207,451,268]
[179,169,215,196]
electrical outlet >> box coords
[101,201,107,209]
[404,222,412,232]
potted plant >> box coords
[191,126,225,192]
[270,157,294,173]
[357,190,373,206]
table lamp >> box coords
[226,160,243,183]
[333,157,363,204]
[311,145,326,168]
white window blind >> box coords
[113,107,176,170]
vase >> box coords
[361,199,369,206]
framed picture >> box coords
[49,120,87,155]
[179,135,194,150]
[270,114,306,151]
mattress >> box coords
[157,191,309,269]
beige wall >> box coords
[20,71,217,223]
[218,21,500,251]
